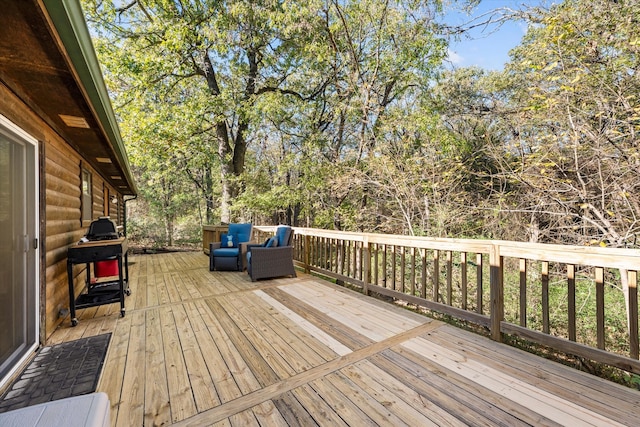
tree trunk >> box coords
[219,162,233,224]
[200,49,255,223]
[166,218,174,246]
[204,165,214,224]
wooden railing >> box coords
[204,225,640,375]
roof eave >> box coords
[41,0,137,196]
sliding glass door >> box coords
[0,116,38,386]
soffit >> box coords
[0,0,136,195]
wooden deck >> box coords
[48,251,640,426]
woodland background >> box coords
[82,0,640,250]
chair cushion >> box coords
[275,226,292,247]
[213,248,239,257]
[266,237,279,247]
[228,223,252,244]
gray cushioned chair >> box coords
[246,226,296,281]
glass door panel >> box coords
[0,119,37,383]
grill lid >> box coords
[86,216,119,241]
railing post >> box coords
[490,244,504,342]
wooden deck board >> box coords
[144,308,172,426]
[172,303,220,413]
[44,251,640,426]
[160,306,198,422]
[427,325,640,424]
[381,346,545,426]
[263,286,374,350]
[229,296,325,372]
[115,310,145,427]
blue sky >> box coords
[441,0,559,70]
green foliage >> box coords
[84,0,640,253]
[506,0,640,247]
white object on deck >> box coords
[0,392,110,427]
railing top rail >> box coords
[287,227,640,270]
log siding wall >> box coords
[1,82,125,340]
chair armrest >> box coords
[210,242,222,250]
[239,241,259,254]
[245,243,264,253]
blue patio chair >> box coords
[209,223,253,271]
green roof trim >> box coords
[42,0,137,195]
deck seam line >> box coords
[171,320,443,426]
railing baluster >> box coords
[596,267,605,350]
[520,258,527,327]
[354,241,358,280]
[421,248,427,300]
[340,240,345,276]
[461,252,468,310]
[351,240,355,279]
[363,240,370,296]
[392,245,397,291]
[332,238,337,274]
[401,246,406,293]
[629,270,639,359]
[304,235,310,274]
[374,243,379,287]
[568,264,576,342]
[346,240,351,278]
[359,241,364,281]
[321,237,326,271]
[382,244,387,288]
[343,240,347,277]
[542,261,549,334]
[433,250,440,303]
[411,247,416,297]
[477,253,483,315]
[353,240,357,279]
[447,250,453,306]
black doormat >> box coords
[0,333,111,414]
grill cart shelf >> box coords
[67,237,130,326]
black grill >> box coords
[86,217,119,241]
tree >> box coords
[83,0,328,223]
[289,0,448,230]
[506,0,640,248]
[503,0,640,331]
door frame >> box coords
[0,114,40,390]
